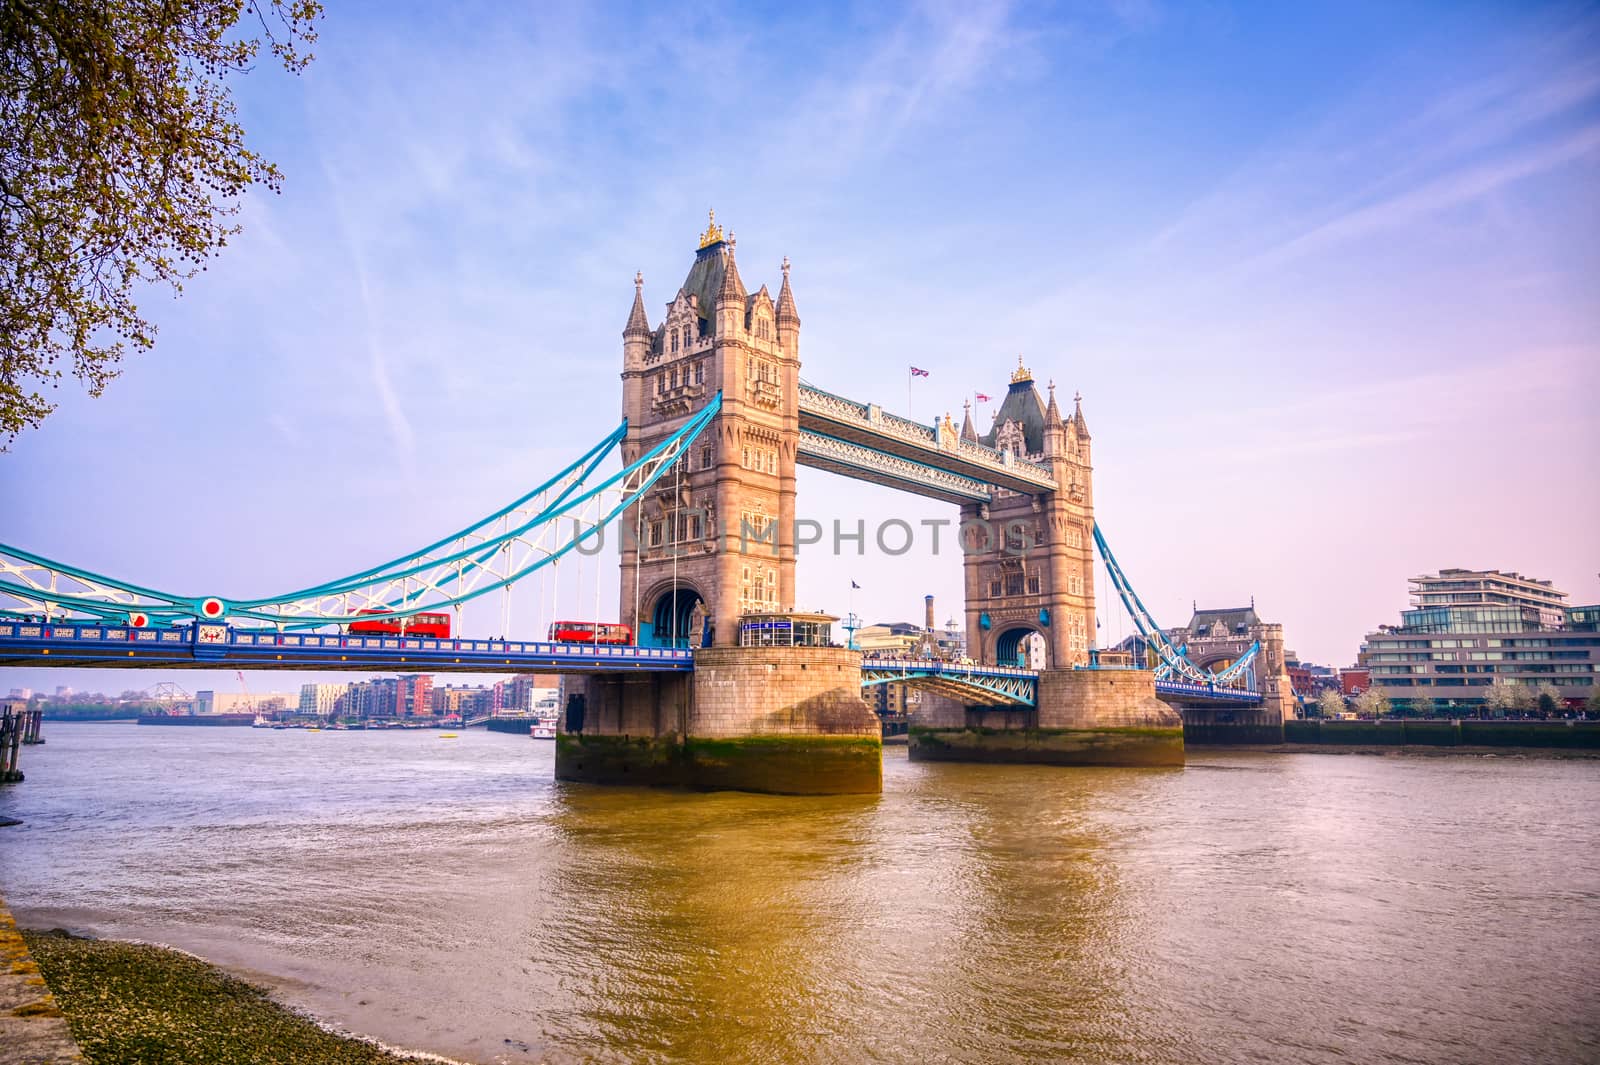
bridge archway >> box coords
[993,626,1047,669]
[644,581,706,649]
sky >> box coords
[3,0,1598,697]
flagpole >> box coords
[906,369,912,418]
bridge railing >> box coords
[1153,677,1263,703]
[860,656,1038,678]
[0,621,696,664]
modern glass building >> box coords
[1361,569,1598,710]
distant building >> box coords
[397,675,432,717]
[344,678,399,718]
[197,690,299,715]
[298,683,349,716]
[432,684,494,717]
[855,623,923,655]
[493,675,560,715]
[1360,568,1598,710]
[1286,655,1340,698]
[1339,668,1370,696]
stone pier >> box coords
[556,646,882,794]
[908,667,1184,767]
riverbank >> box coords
[0,900,80,1065]
[1197,743,1600,759]
[20,930,454,1065]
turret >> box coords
[1043,380,1066,460]
[623,270,651,369]
[776,255,800,360]
[960,399,978,443]
[717,235,747,337]
[1072,391,1091,465]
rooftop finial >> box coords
[698,208,724,249]
[634,270,643,292]
[781,255,791,278]
[1010,354,1032,384]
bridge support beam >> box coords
[556,647,882,795]
[908,668,1183,767]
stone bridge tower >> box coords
[619,213,799,648]
[959,360,1097,670]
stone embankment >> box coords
[1284,719,1600,750]
[0,895,81,1065]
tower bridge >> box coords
[0,214,1297,793]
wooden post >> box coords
[1,708,19,782]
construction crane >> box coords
[236,671,252,712]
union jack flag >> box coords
[909,366,929,377]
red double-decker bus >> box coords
[548,620,632,644]
[348,610,452,638]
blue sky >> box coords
[3,0,1598,694]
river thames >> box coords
[1,723,1595,1064]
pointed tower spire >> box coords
[1072,390,1090,438]
[624,270,650,338]
[961,399,978,442]
[1042,379,1067,460]
[717,238,746,304]
[776,255,800,326]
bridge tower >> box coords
[913,361,1183,768]
[618,212,799,648]
[561,215,881,796]
[959,361,1096,670]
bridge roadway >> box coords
[0,621,694,674]
[0,622,1263,707]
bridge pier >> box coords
[908,668,1184,767]
[556,646,882,795]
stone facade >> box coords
[619,213,801,649]
[557,646,881,794]
[688,646,881,740]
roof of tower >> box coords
[1073,391,1090,438]
[777,255,800,324]
[1183,606,1260,636]
[624,271,650,338]
[960,400,978,442]
[980,371,1049,454]
[1045,380,1061,423]
[678,241,734,330]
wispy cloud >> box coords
[320,157,416,470]
[1144,24,1600,273]
[1245,122,1600,272]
